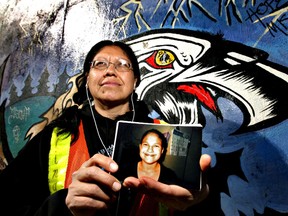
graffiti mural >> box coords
[125,29,288,215]
[0,0,288,215]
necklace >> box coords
[86,86,135,157]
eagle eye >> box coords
[145,50,175,69]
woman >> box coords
[137,129,177,183]
[122,129,181,216]
[0,40,211,215]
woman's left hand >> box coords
[122,154,211,211]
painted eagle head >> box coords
[125,29,288,133]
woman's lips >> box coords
[101,80,121,86]
[144,153,156,157]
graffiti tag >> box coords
[245,0,288,37]
[8,106,31,124]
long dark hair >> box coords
[50,40,140,141]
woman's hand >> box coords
[123,154,211,211]
[65,154,121,216]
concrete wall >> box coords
[0,0,288,215]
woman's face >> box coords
[87,45,137,105]
[139,132,164,164]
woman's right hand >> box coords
[65,154,121,216]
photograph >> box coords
[112,121,203,215]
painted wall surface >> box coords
[0,0,288,215]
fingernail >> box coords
[112,181,121,192]
[110,162,118,171]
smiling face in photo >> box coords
[139,132,164,164]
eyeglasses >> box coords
[91,58,133,72]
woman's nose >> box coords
[105,63,117,74]
[147,146,153,152]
